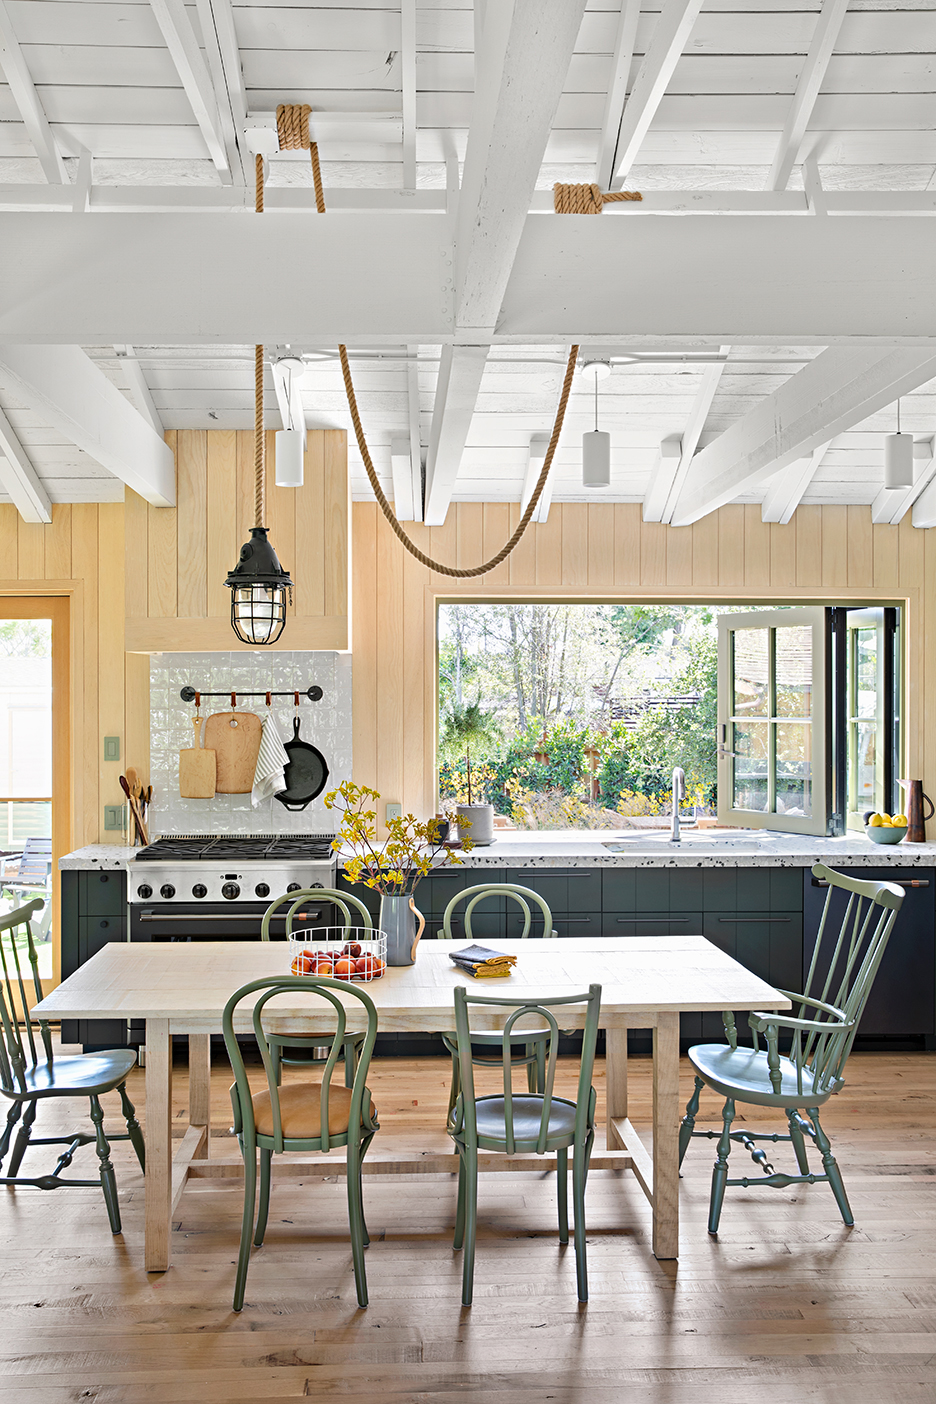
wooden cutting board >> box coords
[179,718,216,798]
[203,711,262,793]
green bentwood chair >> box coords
[447,982,601,1305]
[438,884,555,1113]
[679,862,903,1234]
[261,888,374,1087]
[0,898,145,1231]
[222,974,380,1311]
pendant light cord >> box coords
[274,103,580,579]
[254,153,265,529]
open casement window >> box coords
[717,608,828,836]
[841,607,900,832]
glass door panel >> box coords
[845,607,899,829]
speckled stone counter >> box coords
[59,844,136,871]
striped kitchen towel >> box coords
[252,711,290,807]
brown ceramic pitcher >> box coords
[896,779,935,843]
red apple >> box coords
[342,941,363,959]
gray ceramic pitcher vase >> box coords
[380,893,426,967]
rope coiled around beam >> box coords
[553,183,642,214]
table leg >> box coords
[144,1019,173,1273]
[652,1012,680,1260]
[188,1033,211,1157]
[605,1024,628,1149]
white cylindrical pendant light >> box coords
[275,427,304,487]
[582,429,611,487]
[884,432,913,489]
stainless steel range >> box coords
[128,834,339,942]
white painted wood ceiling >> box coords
[0,0,933,517]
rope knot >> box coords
[276,103,311,151]
[553,183,642,213]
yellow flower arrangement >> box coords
[324,780,474,897]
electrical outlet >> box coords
[104,804,126,831]
[103,736,120,762]
[385,802,402,823]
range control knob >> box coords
[159,884,176,899]
[310,882,324,890]
[221,882,240,901]
[254,882,270,898]
[137,884,153,899]
[192,884,208,899]
[286,882,302,893]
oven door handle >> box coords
[135,910,325,922]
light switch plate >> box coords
[385,802,402,822]
[104,804,126,831]
[103,736,120,762]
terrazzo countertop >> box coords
[60,845,137,871]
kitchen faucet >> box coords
[670,767,686,842]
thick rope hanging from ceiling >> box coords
[553,184,642,214]
[254,154,265,529]
[273,102,579,579]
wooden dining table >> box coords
[33,934,790,1272]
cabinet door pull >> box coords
[717,916,791,923]
[616,917,689,923]
[812,877,928,888]
[99,920,109,929]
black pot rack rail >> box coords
[180,686,324,704]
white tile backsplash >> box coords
[149,651,352,835]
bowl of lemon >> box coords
[864,812,909,844]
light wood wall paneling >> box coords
[665,524,693,588]
[235,430,255,554]
[125,650,150,786]
[457,502,483,576]
[562,505,589,588]
[482,502,510,588]
[718,505,744,588]
[847,504,873,589]
[176,429,208,618]
[769,521,796,590]
[352,502,379,792]
[587,503,614,589]
[403,523,430,819]
[873,523,899,591]
[821,506,848,588]
[376,509,405,807]
[324,430,348,625]
[743,505,771,592]
[17,518,44,580]
[614,505,641,589]
[508,501,536,585]
[206,429,237,619]
[0,504,17,576]
[97,505,125,824]
[295,432,325,619]
[535,509,563,587]
[640,519,667,588]
[124,488,149,618]
[795,505,822,587]
[147,434,178,619]
[692,513,719,588]
[428,514,457,592]
[265,431,296,596]
[70,505,100,847]
[44,503,72,581]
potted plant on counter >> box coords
[325,781,474,966]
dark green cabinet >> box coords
[61,869,129,1049]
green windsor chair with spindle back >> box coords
[223,974,380,1310]
[679,862,904,1233]
[448,982,602,1305]
[438,883,555,1113]
[0,897,145,1232]
[261,888,373,1086]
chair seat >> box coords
[468,1093,578,1145]
[251,1080,375,1139]
[10,1049,138,1099]
[688,1043,832,1110]
[267,1030,365,1043]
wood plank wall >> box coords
[352,501,931,822]
[125,429,349,652]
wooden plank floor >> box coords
[1,1045,934,1403]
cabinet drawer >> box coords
[699,910,802,1042]
[78,870,126,917]
[611,911,703,938]
[604,868,704,914]
[504,869,601,914]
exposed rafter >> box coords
[910,443,936,527]
[0,402,51,523]
[671,349,936,526]
[611,0,705,187]
[390,435,418,521]
[406,345,423,522]
[595,0,640,190]
[401,0,417,189]
[150,0,232,184]
[0,345,175,508]
[520,433,552,523]
[114,346,164,437]
[643,350,729,523]
[424,345,489,525]
[641,436,682,523]
[766,0,850,192]
[0,0,66,183]
[194,0,247,184]
[873,439,936,525]
[760,442,831,524]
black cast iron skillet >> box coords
[274,716,330,811]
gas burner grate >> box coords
[134,834,337,862]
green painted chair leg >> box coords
[359,1129,377,1248]
[447,1055,461,1119]
[787,1110,810,1175]
[461,1145,479,1306]
[343,1036,359,1090]
[253,1148,272,1246]
[0,1099,23,1170]
[571,1140,589,1303]
[345,1144,369,1309]
[118,1083,146,1172]
[453,1150,467,1251]
[809,1108,854,1227]
[233,1145,258,1312]
[88,1094,121,1234]
[708,1098,735,1235]
[679,1076,704,1168]
[6,1099,36,1177]
[556,1146,569,1244]
[535,1039,546,1095]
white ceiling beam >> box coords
[406,345,423,522]
[0,402,51,523]
[0,345,175,507]
[610,0,705,187]
[652,349,730,523]
[802,155,827,216]
[424,0,587,526]
[595,0,640,190]
[671,348,936,526]
[113,346,163,436]
[766,0,850,192]
[195,0,247,184]
[3,214,936,346]
[150,0,232,184]
[390,434,418,522]
[874,439,936,525]
[0,0,66,183]
[401,0,417,189]
[760,442,831,524]
[71,150,92,214]
[910,443,936,527]
[641,435,683,523]
[520,433,552,523]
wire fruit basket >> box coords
[287,926,387,981]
